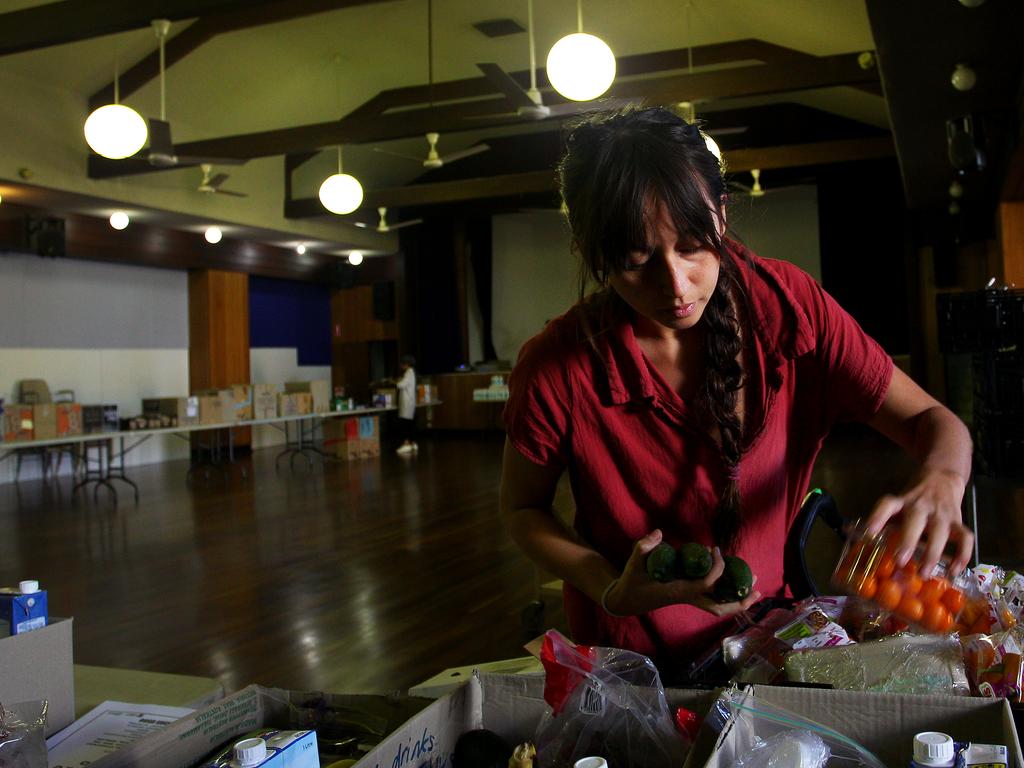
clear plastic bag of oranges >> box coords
[831,525,991,635]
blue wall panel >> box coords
[249,276,331,366]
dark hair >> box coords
[558,105,748,552]
[401,354,416,367]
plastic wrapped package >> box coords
[0,700,48,768]
[533,631,689,768]
[699,686,884,768]
[962,626,1023,702]
[784,633,970,695]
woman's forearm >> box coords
[910,405,972,492]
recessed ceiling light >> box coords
[296,243,307,255]
[109,211,129,230]
[205,226,223,244]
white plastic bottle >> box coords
[911,732,955,768]
[232,738,267,768]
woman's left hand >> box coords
[863,467,973,578]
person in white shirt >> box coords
[395,354,417,455]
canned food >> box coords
[832,526,992,635]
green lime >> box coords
[645,542,678,582]
[713,555,753,602]
[678,542,713,579]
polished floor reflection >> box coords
[0,426,1017,696]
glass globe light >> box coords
[319,173,364,215]
[348,251,364,266]
[84,104,148,159]
[205,226,223,244]
[296,244,306,255]
[546,33,616,101]
[703,133,722,162]
[109,211,130,230]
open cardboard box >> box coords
[0,617,74,737]
[690,684,1024,768]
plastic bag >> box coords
[784,632,970,695]
[735,729,830,768]
[701,686,884,768]
[533,631,689,768]
[962,625,1023,702]
[0,700,48,768]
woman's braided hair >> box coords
[558,106,749,552]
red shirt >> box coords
[504,241,893,677]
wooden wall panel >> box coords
[429,372,508,431]
[331,285,398,343]
[189,269,251,446]
[999,201,1024,288]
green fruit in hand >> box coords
[678,542,713,579]
[645,542,678,583]
[713,555,753,602]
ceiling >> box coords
[0,0,1018,263]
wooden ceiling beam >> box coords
[0,0,280,57]
[284,137,894,215]
[90,50,880,178]
[87,0,397,110]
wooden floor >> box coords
[1,427,1019,697]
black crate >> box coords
[937,288,1024,353]
[974,407,1024,478]
[972,349,1024,415]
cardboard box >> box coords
[142,397,200,428]
[56,403,83,437]
[691,685,1024,768]
[82,404,118,433]
[277,392,312,417]
[285,380,330,413]
[252,384,277,420]
[32,403,57,440]
[196,390,232,425]
[2,403,34,441]
[409,656,544,699]
[18,379,51,404]
[88,683,432,768]
[229,384,253,422]
[0,617,74,738]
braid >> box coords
[700,261,746,552]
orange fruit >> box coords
[858,576,878,600]
[902,571,923,597]
[923,602,952,633]
[897,594,925,623]
[875,553,896,580]
[876,579,903,610]
[941,588,966,615]
[919,578,947,605]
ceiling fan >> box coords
[143,19,245,169]
[197,164,247,197]
[354,207,423,234]
[374,132,489,169]
[730,169,768,198]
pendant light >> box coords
[347,250,364,266]
[319,145,363,215]
[84,51,148,159]
[545,0,616,101]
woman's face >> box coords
[608,199,724,335]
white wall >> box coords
[0,252,189,484]
[491,211,576,364]
[490,187,822,364]
[249,349,332,449]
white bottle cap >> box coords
[19,581,39,594]
[913,732,955,766]
[233,737,267,767]
[574,759,608,768]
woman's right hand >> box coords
[602,529,762,618]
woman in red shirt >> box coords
[500,107,973,677]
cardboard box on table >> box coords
[229,384,253,422]
[277,392,313,417]
[56,403,83,436]
[142,397,200,427]
[195,390,233,425]
[82,404,118,433]
[2,404,34,441]
[0,617,75,737]
[252,384,277,419]
[32,403,57,440]
[689,684,1024,768]
[284,380,330,413]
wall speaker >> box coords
[372,281,395,321]
[25,216,66,258]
